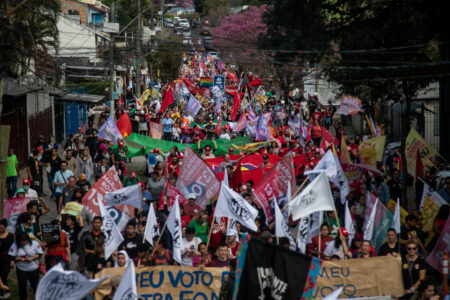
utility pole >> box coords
[135,0,142,99]
[109,1,116,120]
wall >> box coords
[60,0,89,24]
[27,92,54,154]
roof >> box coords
[3,77,44,96]
[57,93,105,103]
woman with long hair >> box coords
[77,148,94,182]
[8,232,43,300]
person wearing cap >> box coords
[323,227,352,260]
[181,227,202,266]
[123,171,139,187]
[76,173,91,192]
[162,114,175,141]
[17,178,38,199]
[199,140,217,159]
[6,147,19,198]
[183,194,202,219]
[111,141,129,165]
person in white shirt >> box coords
[323,228,352,260]
[181,227,202,266]
[17,178,38,199]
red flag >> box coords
[215,117,222,135]
[116,113,132,138]
[230,162,243,192]
[82,168,123,216]
[235,112,247,133]
[415,149,424,181]
[160,88,174,112]
[159,183,187,210]
[252,167,280,224]
[82,120,87,134]
[230,92,241,121]
[176,147,220,209]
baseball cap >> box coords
[118,141,124,147]
[138,181,145,189]
[23,178,31,185]
[188,193,196,200]
[130,171,137,177]
[16,188,25,194]
[79,173,87,180]
[340,227,349,237]
[228,147,234,153]
[153,148,159,153]
[205,145,211,151]
[209,120,213,124]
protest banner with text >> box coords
[312,256,404,299]
[95,266,229,300]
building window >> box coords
[68,9,79,15]
[434,104,439,136]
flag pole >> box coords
[150,222,167,257]
[282,177,309,211]
[206,204,217,250]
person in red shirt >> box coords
[45,219,71,270]
[311,109,323,125]
[307,223,334,258]
[207,244,230,267]
[183,193,202,219]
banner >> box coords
[426,217,450,272]
[186,94,202,118]
[405,128,438,177]
[277,152,296,197]
[98,116,123,142]
[150,121,163,140]
[3,197,31,233]
[176,147,220,209]
[82,167,123,216]
[236,238,319,300]
[214,75,225,90]
[313,256,404,299]
[99,200,124,259]
[36,263,108,300]
[95,266,228,300]
[252,167,279,224]
[337,95,362,116]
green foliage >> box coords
[0,0,60,77]
[65,81,110,95]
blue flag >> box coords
[98,116,122,142]
[256,112,270,141]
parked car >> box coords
[179,19,190,28]
[182,28,191,37]
[164,19,174,27]
[173,16,181,25]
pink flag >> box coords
[176,147,220,209]
[82,168,123,216]
[252,167,280,224]
[3,197,31,232]
[277,152,296,197]
[150,122,163,139]
[235,112,247,133]
[426,217,450,272]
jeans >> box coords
[6,176,17,198]
[16,268,39,300]
[0,257,11,297]
[45,254,65,271]
[47,173,55,196]
[163,131,172,141]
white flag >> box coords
[331,154,350,204]
[226,218,239,242]
[105,184,142,209]
[344,201,355,247]
[323,287,343,300]
[297,215,311,254]
[36,263,108,300]
[304,150,337,178]
[419,180,447,211]
[274,201,295,249]
[393,198,401,234]
[363,198,378,241]
[113,259,138,300]
[289,172,335,221]
[215,183,258,232]
[166,198,182,264]
[99,200,124,259]
[223,168,229,187]
[98,116,123,142]
[144,203,159,245]
[310,211,322,238]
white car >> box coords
[179,19,190,28]
[182,28,191,37]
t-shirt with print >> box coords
[9,240,43,271]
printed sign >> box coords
[214,75,225,90]
[405,128,438,177]
[313,256,404,299]
[150,122,163,140]
[338,95,362,116]
[41,224,61,245]
[3,197,31,233]
[95,266,229,300]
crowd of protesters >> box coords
[2,56,449,300]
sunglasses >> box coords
[407,247,417,250]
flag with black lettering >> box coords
[99,200,124,259]
[105,184,141,209]
[144,203,159,245]
[113,258,137,300]
[297,215,312,254]
[235,237,320,300]
[166,198,182,264]
[216,182,258,232]
[36,263,108,300]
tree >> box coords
[150,37,185,83]
[0,0,60,78]
[261,0,450,208]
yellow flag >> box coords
[405,128,438,176]
[340,135,350,163]
[387,199,408,224]
[359,136,386,167]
